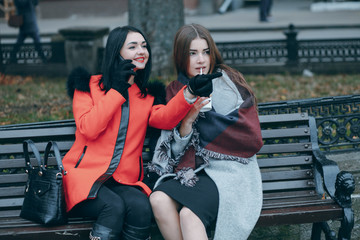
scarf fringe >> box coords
[146,163,164,176]
[198,148,250,164]
[174,167,199,187]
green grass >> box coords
[0,75,72,125]
[1,73,359,125]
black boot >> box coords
[89,223,121,240]
[121,223,151,240]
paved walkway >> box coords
[1,0,359,42]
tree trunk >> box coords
[128,0,184,79]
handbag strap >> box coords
[44,141,66,175]
[23,139,44,172]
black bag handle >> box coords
[44,141,66,176]
[23,139,44,172]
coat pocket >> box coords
[74,146,87,168]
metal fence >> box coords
[258,94,360,153]
[1,24,360,74]
[216,38,360,66]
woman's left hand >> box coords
[179,97,209,137]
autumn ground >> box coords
[0,73,359,125]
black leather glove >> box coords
[187,72,222,97]
[111,58,136,99]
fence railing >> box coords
[1,24,360,75]
[258,94,360,153]
[1,41,66,65]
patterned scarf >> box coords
[162,72,263,186]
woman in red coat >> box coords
[63,26,212,240]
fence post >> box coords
[59,27,109,74]
[284,24,299,66]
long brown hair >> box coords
[173,24,256,102]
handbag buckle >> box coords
[56,172,63,179]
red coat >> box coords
[63,75,192,211]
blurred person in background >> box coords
[259,0,273,22]
[10,0,46,63]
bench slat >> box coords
[261,169,313,182]
[258,142,312,154]
[0,186,24,198]
[0,174,27,185]
[0,198,23,208]
[258,156,313,168]
[0,141,74,155]
[0,222,92,240]
[262,179,315,192]
[0,210,21,218]
[0,159,26,169]
[259,113,308,123]
[257,202,343,227]
[261,128,310,139]
[0,127,76,142]
[262,197,326,209]
[263,195,322,207]
[263,190,318,200]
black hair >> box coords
[99,26,152,97]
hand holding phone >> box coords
[114,55,136,82]
[111,55,136,99]
[119,55,135,72]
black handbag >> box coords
[8,15,23,28]
[20,140,68,226]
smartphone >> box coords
[119,55,134,71]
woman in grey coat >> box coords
[148,24,264,240]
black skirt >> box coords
[153,171,219,228]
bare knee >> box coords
[180,207,207,238]
[179,207,197,222]
[150,191,173,212]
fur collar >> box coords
[147,81,166,105]
[66,67,166,105]
[66,67,91,99]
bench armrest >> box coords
[309,117,355,208]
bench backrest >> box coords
[257,113,322,206]
[0,113,321,215]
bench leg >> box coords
[311,222,336,240]
[338,208,354,240]
[311,222,322,240]
[321,222,336,240]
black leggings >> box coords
[69,178,152,232]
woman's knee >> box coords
[149,191,172,211]
[128,192,151,214]
[179,207,198,223]
[126,195,152,227]
[101,198,126,221]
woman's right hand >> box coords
[111,58,136,98]
[179,97,209,137]
[187,72,222,97]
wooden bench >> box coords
[0,113,355,240]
